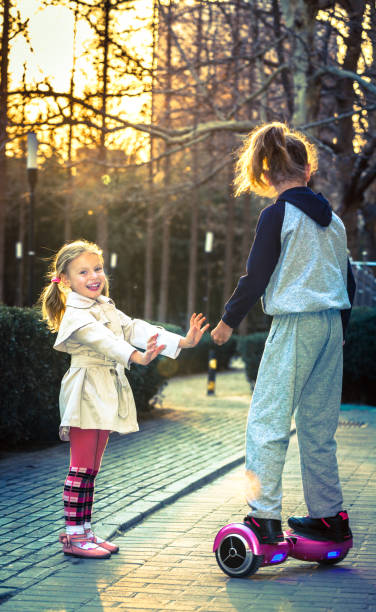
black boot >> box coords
[287,511,352,543]
[244,516,284,544]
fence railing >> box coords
[351,261,376,307]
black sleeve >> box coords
[222,202,285,328]
[341,259,356,338]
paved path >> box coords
[0,370,375,611]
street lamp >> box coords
[204,230,214,255]
[204,231,216,396]
[110,252,117,296]
[27,132,38,306]
[15,241,23,306]
[204,231,214,314]
[110,252,118,269]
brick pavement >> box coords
[0,370,375,611]
[0,372,250,603]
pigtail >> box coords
[40,273,67,332]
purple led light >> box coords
[271,553,285,563]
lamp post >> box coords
[27,133,38,306]
[110,252,117,297]
[204,231,213,316]
[110,252,118,269]
[204,231,216,396]
[15,241,23,306]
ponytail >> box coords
[234,122,318,198]
[40,278,67,333]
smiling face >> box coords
[61,251,106,300]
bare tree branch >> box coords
[229,64,288,118]
[316,65,376,97]
[300,104,376,130]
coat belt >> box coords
[70,355,129,388]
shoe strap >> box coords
[59,533,93,545]
[85,529,107,544]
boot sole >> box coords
[287,524,351,543]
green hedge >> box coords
[0,307,165,448]
[0,307,237,448]
[342,307,376,404]
[237,308,376,406]
[0,306,68,448]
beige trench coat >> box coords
[54,291,182,441]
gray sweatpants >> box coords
[246,309,343,520]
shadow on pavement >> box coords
[225,561,373,611]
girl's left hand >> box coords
[179,313,209,349]
[130,334,166,365]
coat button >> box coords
[109,368,117,375]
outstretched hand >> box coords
[179,313,210,349]
[130,334,166,366]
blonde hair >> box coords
[40,239,109,332]
[234,122,318,198]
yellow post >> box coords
[207,348,217,395]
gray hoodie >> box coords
[222,187,355,335]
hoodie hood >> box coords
[277,187,332,227]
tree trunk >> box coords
[238,195,253,336]
[223,166,235,304]
[144,0,158,321]
[271,0,293,119]
[336,0,366,254]
[279,0,319,126]
[158,0,172,322]
[97,0,111,268]
[186,1,203,328]
[0,0,10,303]
[16,198,25,307]
[223,2,240,307]
[144,162,154,320]
[15,104,27,307]
[65,7,79,242]
[157,213,170,322]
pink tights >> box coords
[63,428,110,527]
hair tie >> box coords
[51,277,61,283]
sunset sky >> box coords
[8,1,372,159]
[10,0,154,158]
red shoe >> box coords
[59,533,111,558]
[84,529,119,554]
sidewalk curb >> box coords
[102,428,298,542]
[103,451,247,542]
[102,429,300,542]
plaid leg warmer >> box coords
[83,469,98,524]
[63,467,92,526]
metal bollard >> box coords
[207,348,217,395]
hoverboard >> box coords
[213,522,353,578]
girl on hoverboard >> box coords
[211,123,355,576]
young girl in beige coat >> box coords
[41,239,209,559]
